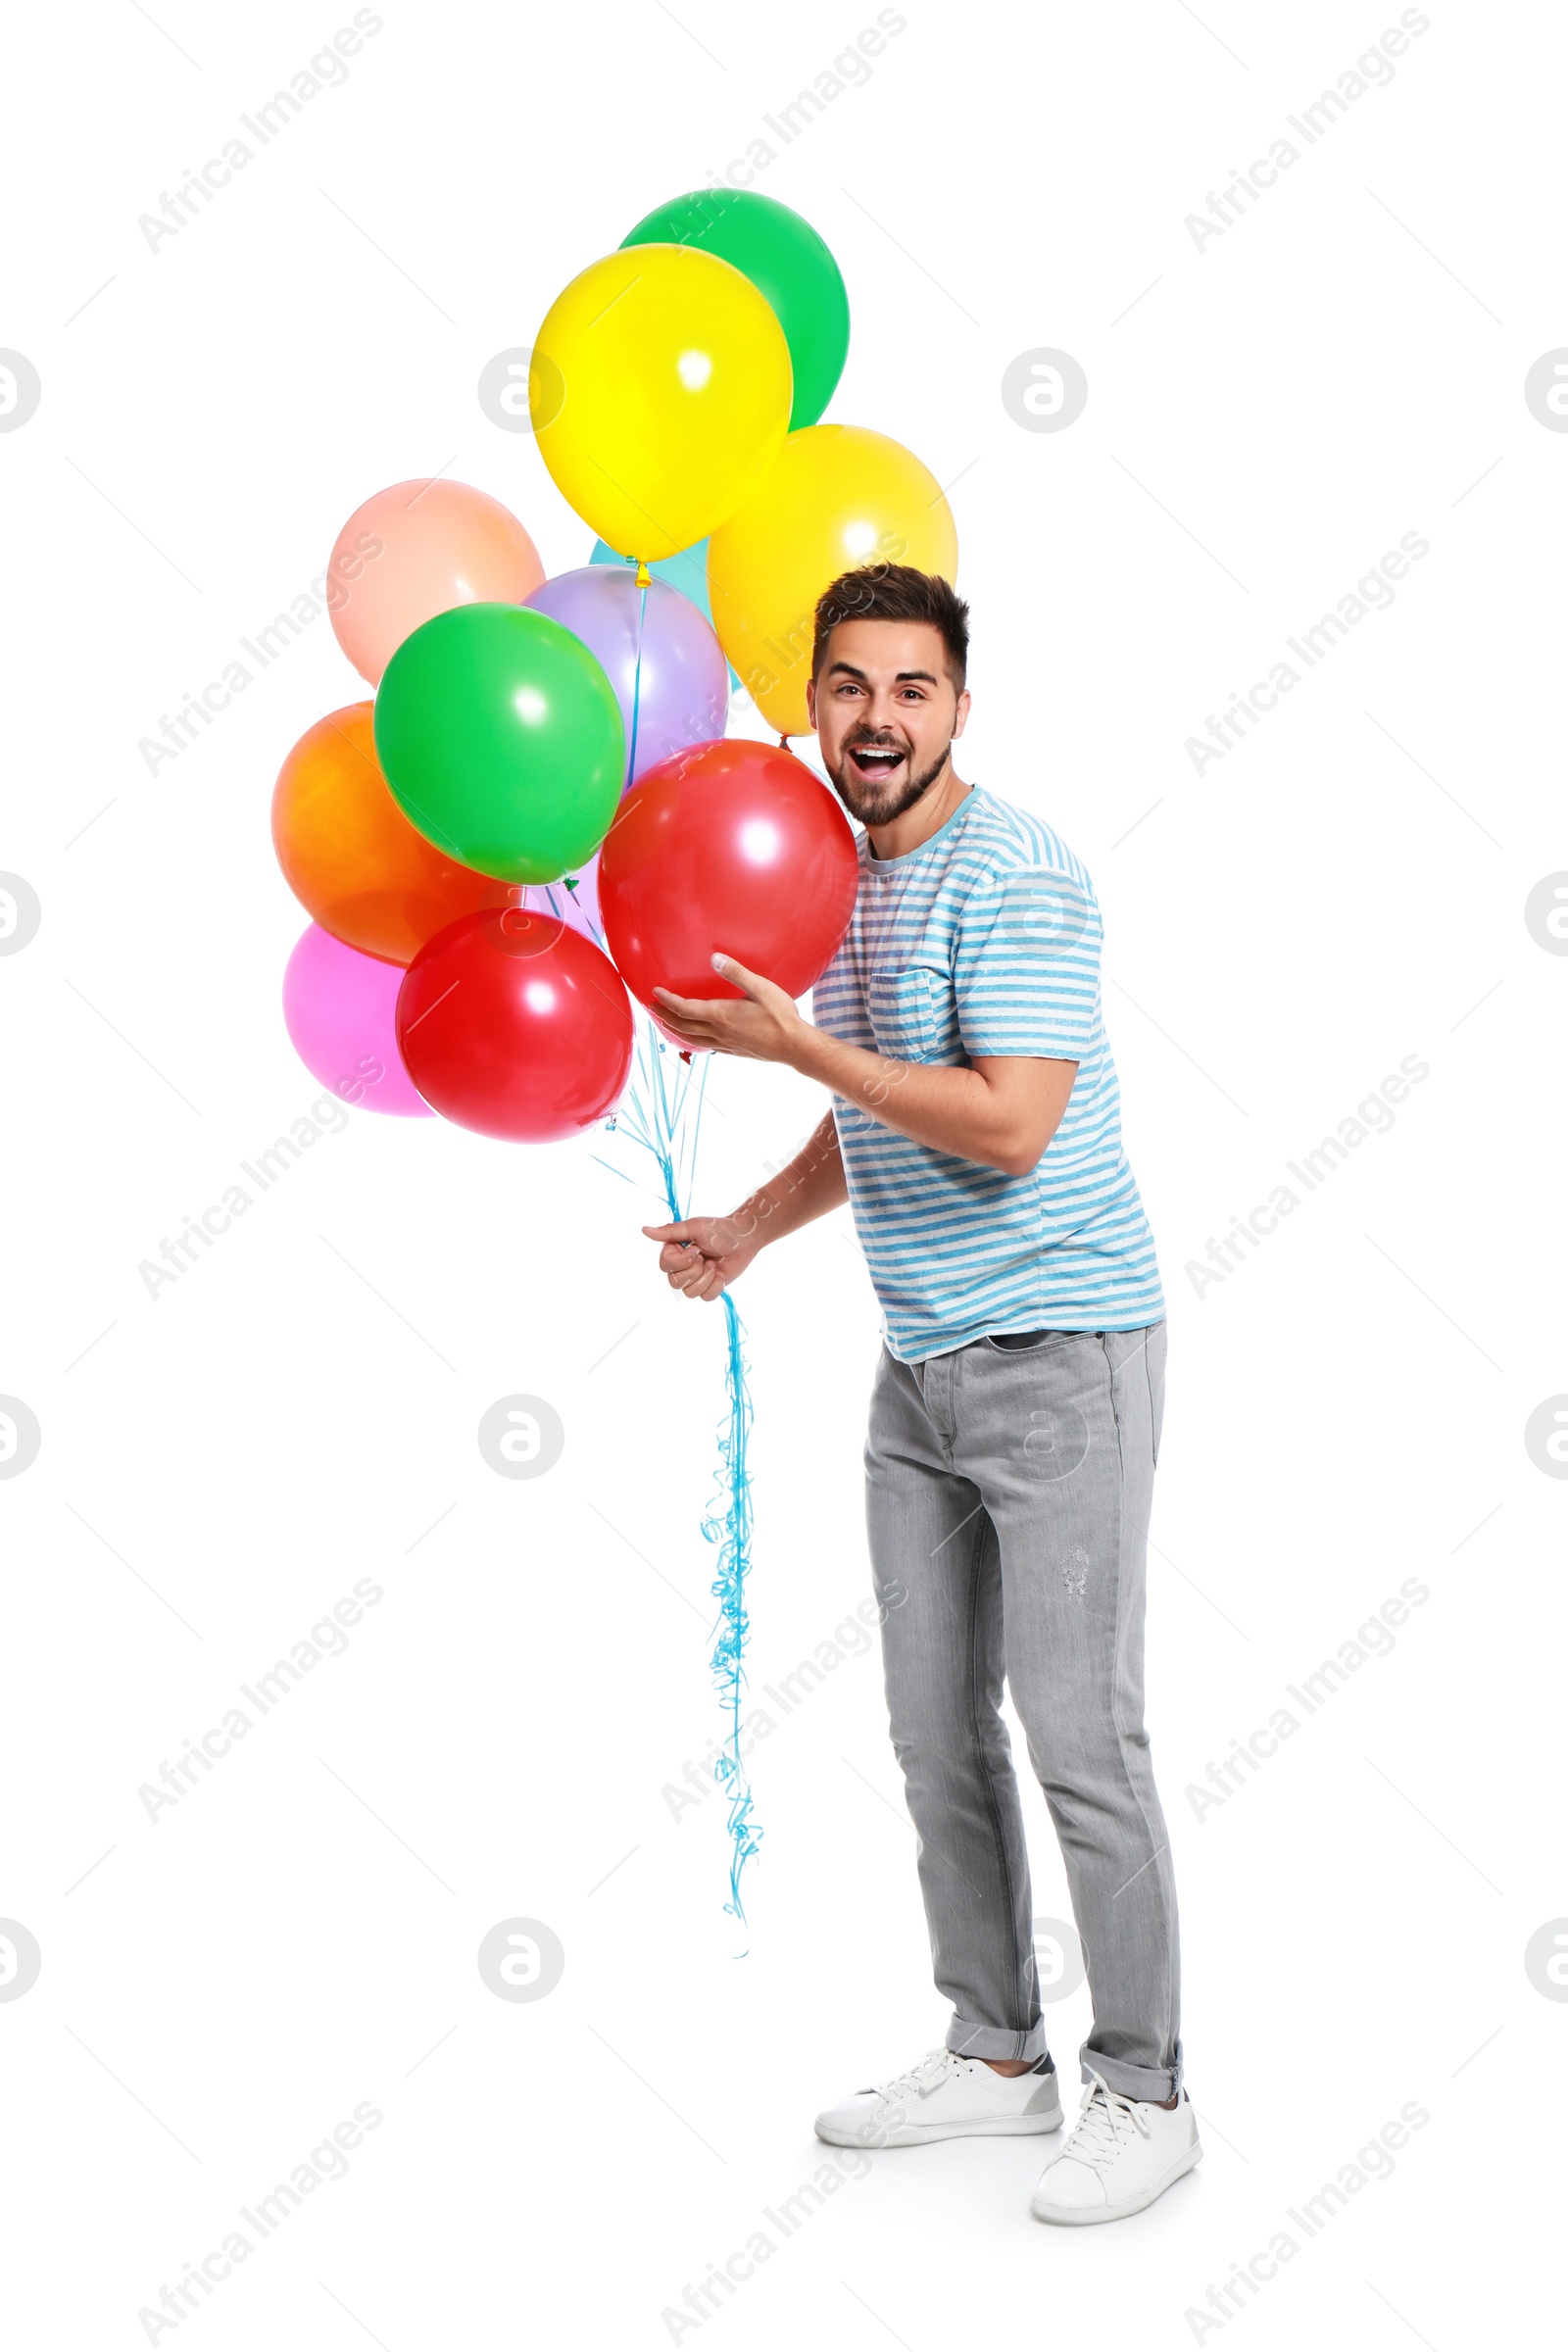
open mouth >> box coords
[847,742,908,781]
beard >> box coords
[824,733,954,828]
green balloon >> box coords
[620,188,850,431]
[374,603,625,885]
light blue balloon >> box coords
[590,537,740,691]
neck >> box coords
[865,760,971,861]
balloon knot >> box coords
[634,560,652,587]
[777,733,790,750]
[679,1049,693,1064]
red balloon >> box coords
[396,907,633,1142]
[599,739,858,1020]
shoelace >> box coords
[867,2047,959,2112]
[1059,2071,1152,2175]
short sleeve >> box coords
[952,864,1102,1059]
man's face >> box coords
[808,618,970,827]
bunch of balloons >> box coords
[270,187,959,1142]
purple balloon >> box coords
[520,854,604,948]
[524,566,728,783]
[282,922,432,1117]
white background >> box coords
[2,1,1564,2344]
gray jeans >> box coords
[863,1322,1182,2102]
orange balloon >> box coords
[271,705,514,965]
[326,479,546,686]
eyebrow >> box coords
[825,662,941,685]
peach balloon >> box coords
[326,479,546,685]
[271,704,514,965]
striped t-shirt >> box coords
[810,784,1164,1363]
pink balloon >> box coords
[282,922,432,1116]
[327,479,546,686]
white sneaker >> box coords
[814,2047,1063,2150]
[1030,2071,1201,2224]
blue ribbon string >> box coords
[608,1022,761,1929]
[705,1288,759,1923]
[591,566,760,1929]
[624,571,649,791]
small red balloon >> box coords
[599,739,858,1017]
[396,907,633,1142]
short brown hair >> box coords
[811,563,969,691]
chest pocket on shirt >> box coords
[868,966,936,1062]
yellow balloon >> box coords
[531,246,793,563]
[707,425,959,737]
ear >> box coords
[806,672,817,729]
[952,685,972,740]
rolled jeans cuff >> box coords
[946,2014,1050,2064]
[1080,2035,1182,2105]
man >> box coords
[644,564,1199,2227]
